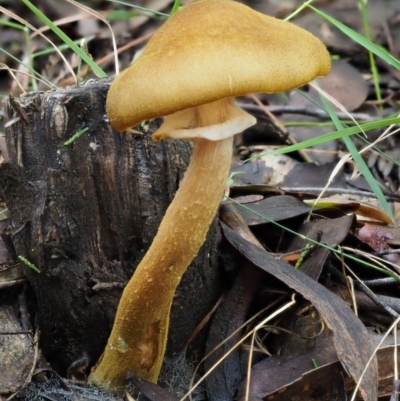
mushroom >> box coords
[89,0,331,390]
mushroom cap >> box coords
[107,0,331,132]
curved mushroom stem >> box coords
[89,99,255,389]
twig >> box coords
[237,102,391,121]
[0,330,32,335]
[280,186,400,202]
[0,279,27,290]
[355,281,399,319]
[363,277,399,287]
[59,30,155,87]
[375,249,400,257]
[247,94,313,162]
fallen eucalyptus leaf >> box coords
[220,222,378,401]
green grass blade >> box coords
[260,116,400,155]
[32,37,95,58]
[358,0,382,107]
[284,0,314,21]
[0,19,25,30]
[308,4,400,70]
[0,46,55,88]
[107,0,169,17]
[319,92,393,220]
[20,0,107,78]
[170,0,182,15]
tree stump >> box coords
[0,78,222,376]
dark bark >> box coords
[0,78,222,376]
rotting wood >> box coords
[0,77,222,377]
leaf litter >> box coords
[2,0,400,400]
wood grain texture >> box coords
[0,78,222,376]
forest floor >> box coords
[1,0,400,400]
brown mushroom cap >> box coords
[107,0,331,132]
